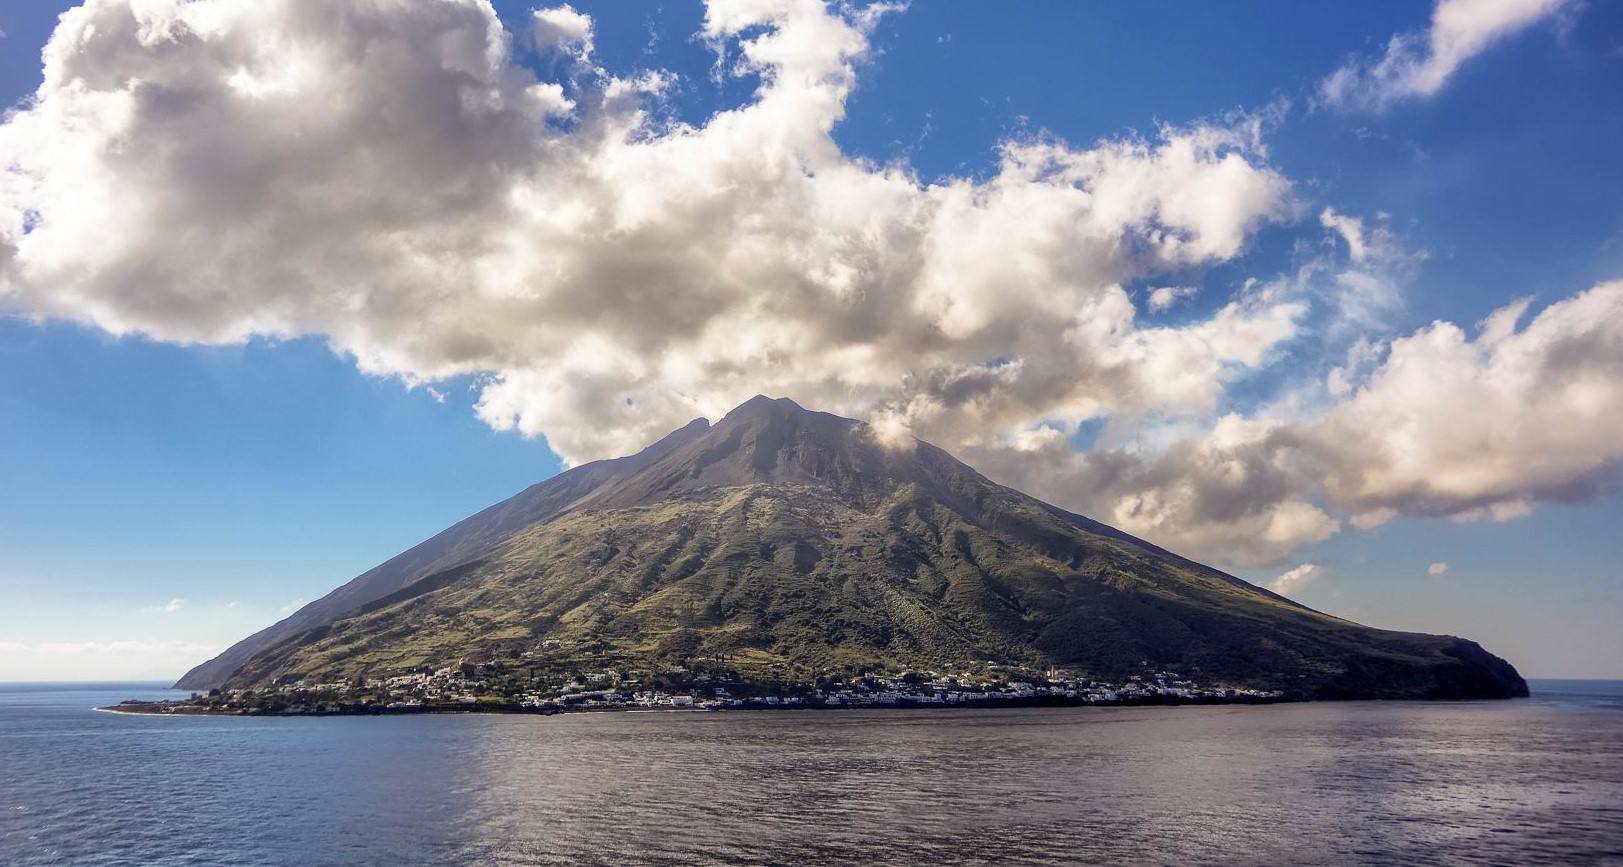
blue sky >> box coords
[1,0,1619,679]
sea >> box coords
[1,681,1620,866]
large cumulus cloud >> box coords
[2,0,1619,570]
[1,0,1296,464]
[0,0,1298,461]
[965,283,1623,566]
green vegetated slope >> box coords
[203,396,1527,699]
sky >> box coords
[1,0,1619,681]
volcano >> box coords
[177,396,1526,700]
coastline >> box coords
[96,693,1295,718]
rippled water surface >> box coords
[2,680,1621,866]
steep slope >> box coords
[173,418,712,689]
[186,396,1527,700]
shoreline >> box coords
[96,693,1297,718]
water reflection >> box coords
[442,703,1622,866]
[3,685,1620,866]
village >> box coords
[118,661,1285,716]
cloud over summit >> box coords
[0,0,1294,456]
[2,0,1619,570]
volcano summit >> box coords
[177,396,1526,702]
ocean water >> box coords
[1,681,1620,866]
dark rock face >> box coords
[1311,639,1531,700]
[179,396,1528,700]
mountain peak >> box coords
[719,394,830,425]
[576,394,878,511]
[727,393,800,414]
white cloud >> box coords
[1318,208,1426,333]
[0,639,220,681]
[964,414,1341,568]
[532,4,594,62]
[1320,208,1371,263]
[1146,286,1198,312]
[0,0,1295,468]
[1267,563,1325,596]
[141,598,185,614]
[0,1,1617,575]
[1428,561,1451,576]
[1349,506,1397,530]
[280,598,307,615]
[1320,0,1572,112]
[963,282,1623,567]
[1315,283,1623,517]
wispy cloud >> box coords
[1266,563,1325,596]
[1428,561,1452,576]
[1318,207,1426,333]
[280,598,307,615]
[141,598,186,615]
[1320,0,1571,112]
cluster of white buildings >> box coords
[807,670,1282,707]
[504,667,1286,711]
[180,662,1284,715]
